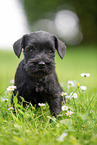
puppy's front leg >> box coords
[48,95,62,116]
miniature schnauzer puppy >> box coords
[11,31,66,116]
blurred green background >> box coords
[0,0,97,94]
[22,0,97,43]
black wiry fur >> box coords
[11,31,66,116]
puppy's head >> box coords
[13,31,66,77]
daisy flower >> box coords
[66,110,74,116]
[61,105,68,111]
[61,92,67,96]
[70,92,78,98]
[80,86,87,90]
[80,73,90,78]
[38,103,45,107]
[1,98,8,102]
[7,86,16,91]
[67,80,74,87]
[58,133,68,141]
[8,107,14,110]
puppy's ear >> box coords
[53,36,66,59]
[13,35,27,58]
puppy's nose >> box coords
[38,61,45,67]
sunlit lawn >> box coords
[0,44,97,145]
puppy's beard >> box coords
[24,59,55,77]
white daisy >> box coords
[67,80,74,87]
[58,133,68,141]
[8,107,14,110]
[7,86,16,91]
[61,105,68,111]
[66,110,74,116]
[1,98,8,102]
[70,92,78,98]
[38,103,45,107]
[80,86,87,90]
[80,73,90,78]
[61,92,67,96]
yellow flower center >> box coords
[64,106,67,109]
[62,92,65,95]
[10,107,13,110]
[10,87,13,89]
[68,112,71,115]
[73,94,75,97]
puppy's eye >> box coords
[49,49,54,53]
[29,48,33,52]
[26,48,33,52]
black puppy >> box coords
[11,31,66,116]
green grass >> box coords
[0,45,97,145]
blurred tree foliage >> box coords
[21,0,97,43]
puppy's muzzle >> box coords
[24,58,55,77]
[38,61,45,68]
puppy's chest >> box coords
[35,80,46,93]
[30,78,48,93]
